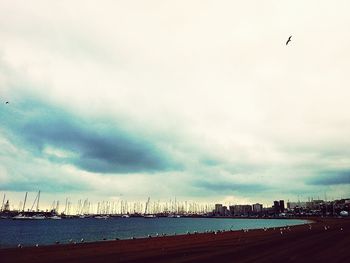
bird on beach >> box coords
[286,35,292,45]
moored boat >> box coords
[49,215,62,220]
[32,214,46,220]
[12,214,33,220]
[143,214,156,218]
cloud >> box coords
[307,170,350,185]
[1,98,179,174]
[1,1,350,206]
[0,176,90,193]
[194,180,270,194]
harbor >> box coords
[1,191,349,220]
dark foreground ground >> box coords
[1,218,349,263]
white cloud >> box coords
[1,1,350,208]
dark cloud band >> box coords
[1,98,179,174]
[307,170,350,185]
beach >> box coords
[1,218,349,263]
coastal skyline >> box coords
[1,1,350,207]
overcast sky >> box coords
[1,1,350,208]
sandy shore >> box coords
[1,218,349,263]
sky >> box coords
[0,0,350,209]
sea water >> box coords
[0,217,310,248]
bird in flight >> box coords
[286,35,292,45]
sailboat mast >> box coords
[36,190,41,212]
[1,194,5,212]
[64,198,68,214]
[22,192,28,212]
[30,193,38,211]
[145,197,150,214]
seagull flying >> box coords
[286,35,292,45]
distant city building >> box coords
[279,200,285,212]
[222,206,229,216]
[252,203,263,213]
[273,201,280,213]
[306,200,324,210]
[262,207,275,216]
[287,202,307,209]
[272,200,285,213]
[229,205,235,216]
[214,204,223,216]
[233,205,252,216]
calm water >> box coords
[0,217,310,248]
